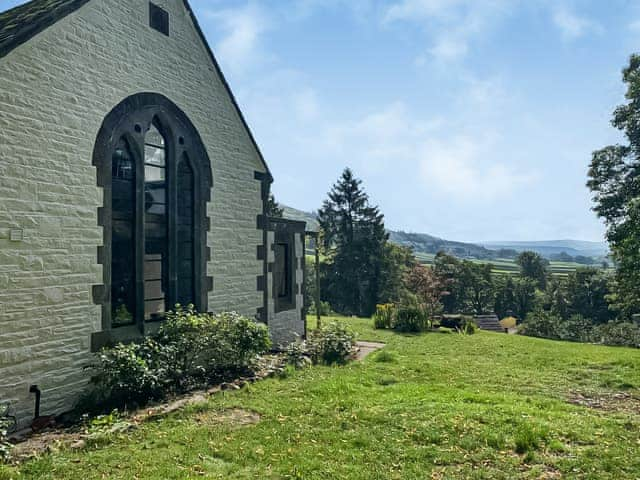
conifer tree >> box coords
[318,168,388,316]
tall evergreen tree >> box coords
[588,54,640,318]
[318,168,388,316]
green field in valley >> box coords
[4,316,640,479]
[414,252,596,277]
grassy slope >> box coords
[4,317,640,479]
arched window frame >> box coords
[92,93,213,348]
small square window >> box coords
[149,3,169,36]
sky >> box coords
[6,0,638,242]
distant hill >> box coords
[281,205,319,232]
[479,240,609,258]
[389,231,497,259]
[280,205,608,261]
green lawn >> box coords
[4,316,640,479]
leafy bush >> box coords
[89,339,165,409]
[591,322,640,348]
[156,308,271,386]
[394,304,431,332]
[285,341,312,369]
[88,307,271,411]
[500,316,517,330]
[457,319,478,335]
[0,405,12,462]
[519,310,562,340]
[556,315,593,342]
[373,304,396,329]
[307,321,356,365]
[309,300,333,317]
[439,315,474,330]
[520,309,640,349]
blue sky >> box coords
[6,0,638,242]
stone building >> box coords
[0,0,305,428]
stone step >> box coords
[473,315,505,333]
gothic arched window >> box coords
[93,94,213,343]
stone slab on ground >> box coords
[355,341,386,361]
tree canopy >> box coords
[588,54,640,318]
[516,251,548,290]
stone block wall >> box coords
[0,0,266,428]
[266,229,306,348]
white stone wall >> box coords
[0,0,266,428]
[267,232,305,348]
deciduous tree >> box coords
[516,251,549,289]
[588,54,640,318]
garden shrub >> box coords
[373,304,396,329]
[520,309,640,349]
[591,322,640,348]
[155,308,271,389]
[0,405,12,462]
[285,340,312,369]
[307,321,356,365]
[309,300,333,317]
[500,316,517,330]
[457,318,478,335]
[519,310,562,340]
[394,303,431,333]
[374,302,432,333]
[439,315,474,330]
[89,338,165,410]
[556,315,593,342]
[88,306,271,411]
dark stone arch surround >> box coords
[91,93,213,349]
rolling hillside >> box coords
[281,205,608,268]
[480,240,608,258]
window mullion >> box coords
[135,134,146,334]
[168,138,178,310]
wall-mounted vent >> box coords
[149,3,169,36]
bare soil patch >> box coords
[568,391,640,414]
[195,408,261,428]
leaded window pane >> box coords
[111,138,136,327]
[144,121,168,321]
[176,158,195,306]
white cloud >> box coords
[317,100,536,201]
[383,0,511,63]
[552,6,602,40]
[203,3,271,75]
[419,136,535,201]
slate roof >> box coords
[0,0,90,59]
[0,0,273,181]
